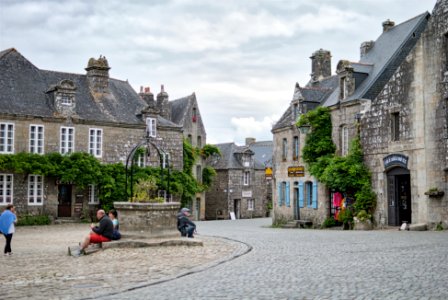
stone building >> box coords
[205,138,272,220]
[272,0,448,229]
[0,49,188,219]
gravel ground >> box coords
[0,223,244,300]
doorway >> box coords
[195,197,201,221]
[387,168,411,226]
[58,184,72,217]
[234,199,240,219]
[294,185,300,220]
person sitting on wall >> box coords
[108,209,121,240]
[176,208,196,238]
[79,209,114,253]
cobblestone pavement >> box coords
[0,223,245,300]
[103,218,448,300]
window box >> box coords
[424,189,445,198]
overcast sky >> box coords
[0,0,437,145]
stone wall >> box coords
[272,126,329,226]
[114,202,180,237]
[205,171,229,220]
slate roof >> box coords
[170,93,207,134]
[322,12,430,107]
[0,48,179,128]
[273,11,429,131]
[247,140,273,168]
[208,143,265,170]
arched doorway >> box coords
[387,167,411,226]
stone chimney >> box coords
[156,85,170,120]
[245,137,256,146]
[310,49,332,82]
[85,55,110,94]
[382,19,395,32]
[360,41,375,58]
[139,86,155,106]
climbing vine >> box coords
[0,140,220,212]
[297,107,376,216]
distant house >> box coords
[272,0,448,229]
[205,138,272,220]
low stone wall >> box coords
[114,202,181,238]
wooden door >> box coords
[58,185,72,217]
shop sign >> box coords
[265,167,273,179]
[383,154,408,169]
[288,166,305,177]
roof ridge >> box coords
[0,48,16,60]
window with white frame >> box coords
[28,175,43,205]
[0,123,14,154]
[162,152,170,169]
[136,152,146,167]
[0,174,13,204]
[60,127,74,154]
[341,125,349,156]
[60,94,72,105]
[340,77,347,99]
[243,171,250,186]
[88,184,99,204]
[146,117,156,137]
[247,199,254,211]
[89,128,103,157]
[29,125,44,154]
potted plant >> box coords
[353,210,373,230]
[424,187,445,198]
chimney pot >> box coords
[382,19,395,32]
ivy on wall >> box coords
[297,107,376,217]
[0,140,220,212]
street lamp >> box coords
[298,124,311,134]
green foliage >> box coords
[435,222,444,231]
[296,106,377,216]
[321,217,337,228]
[355,210,372,222]
[338,208,354,229]
[183,139,197,174]
[202,166,217,187]
[132,176,158,202]
[17,214,51,226]
[200,144,221,159]
[0,139,218,210]
[297,107,336,171]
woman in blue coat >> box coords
[0,204,17,255]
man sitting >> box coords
[177,208,196,238]
[80,209,114,253]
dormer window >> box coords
[146,117,156,138]
[340,77,347,99]
[60,94,72,106]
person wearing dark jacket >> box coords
[80,209,114,253]
[177,208,196,238]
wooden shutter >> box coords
[312,181,318,209]
[277,182,282,206]
[298,181,304,208]
[286,182,290,207]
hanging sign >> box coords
[383,154,408,169]
[288,166,305,177]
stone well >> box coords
[114,202,181,238]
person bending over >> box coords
[177,208,196,238]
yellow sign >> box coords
[288,166,305,177]
[265,167,273,179]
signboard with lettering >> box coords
[383,154,408,170]
[242,190,253,198]
[288,166,305,177]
